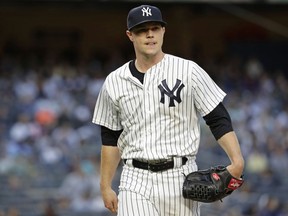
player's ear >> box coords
[126,30,133,42]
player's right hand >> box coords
[101,187,118,213]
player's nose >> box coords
[146,29,154,38]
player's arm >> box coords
[217,131,244,179]
[203,102,244,179]
[100,126,123,213]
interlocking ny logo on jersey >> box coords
[142,7,152,16]
[158,79,185,107]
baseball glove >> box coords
[182,165,243,203]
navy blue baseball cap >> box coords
[127,5,167,31]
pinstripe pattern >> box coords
[118,159,200,216]
[92,54,225,215]
[92,54,226,160]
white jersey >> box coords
[92,54,226,160]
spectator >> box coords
[40,200,58,216]
[57,159,103,212]
[0,40,287,215]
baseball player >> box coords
[92,5,244,216]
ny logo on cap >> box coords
[142,7,152,16]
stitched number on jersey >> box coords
[158,79,185,107]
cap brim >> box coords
[128,20,167,31]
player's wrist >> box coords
[100,182,113,191]
[226,163,244,179]
[230,155,244,168]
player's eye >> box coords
[134,28,147,34]
[152,26,161,31]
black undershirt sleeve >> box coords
[203,102,234,140]
[101,126,123,146]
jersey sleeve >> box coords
[192,64,226,117]
[92,82,123,130]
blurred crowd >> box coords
[0,41,287,216]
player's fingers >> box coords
[112,199,118,213]
[104,201,113,212]
[104,198,118,213]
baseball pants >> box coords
[118,157,201,216]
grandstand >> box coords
[0,1,287,215]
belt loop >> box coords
[173,157,186,168]
[123,159,133,166]
[173,157,179,168]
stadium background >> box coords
[0,0,287,215]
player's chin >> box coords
[143,49,160,57]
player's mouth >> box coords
[146,42,157,46]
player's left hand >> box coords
[182,165,244,203]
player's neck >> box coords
[135,52,165,73]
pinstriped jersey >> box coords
[92,54,226,160]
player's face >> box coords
[127,22,165,58]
